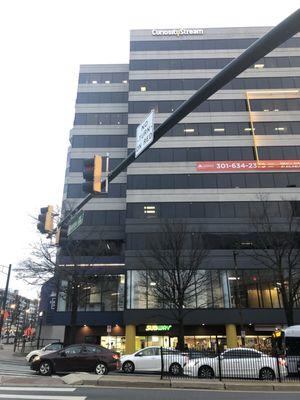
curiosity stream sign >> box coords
[135,110,155,158]
[152,28,204,36]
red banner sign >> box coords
[196,160,300,172]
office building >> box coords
[41,26,300,353]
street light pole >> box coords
[0,264,12,348]
[232,252,246,347]
[37,311,43,349]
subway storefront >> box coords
[71,324,276,355]
[134,324,274,353]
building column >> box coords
[125,324,136,354]
[226,324,238,348]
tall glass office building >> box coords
[41,27,300,354]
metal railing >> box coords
[13,338,62,353]
[160,347,300,382]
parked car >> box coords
[281,325,300,374]
[31,344,120,376]
[26,342,64,363]
[121,346,187,375]
[184,347,288,380]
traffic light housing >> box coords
[55,224,68,246]
[37,206,54,234]
[82,155,102,194]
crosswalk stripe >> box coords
[0,372,32,376]
[0,388,75,392]
[0,395,86,400]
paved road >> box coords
[1,386,300,400]
[0,359,36,377]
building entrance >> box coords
[136,335,177,349]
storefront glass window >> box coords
[57,275,125,312]
[126,269,295,310]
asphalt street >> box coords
[1,386,300,400]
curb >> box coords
[61,374,300,391]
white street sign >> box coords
[135,110,155,158]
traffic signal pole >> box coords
[58,8,300,229]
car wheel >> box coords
[259,367,275,380]
[95,362,108,375]
[122,361,135,373]
[198,365,214,379]
[39,361,52,376]
[169,362,183,376]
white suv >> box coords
[26,342,64,363]
[184,347,287,380]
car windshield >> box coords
[45,343,62,350]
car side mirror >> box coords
[60,350,66,357]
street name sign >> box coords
[135,110,155,158]
[68,210,85,236]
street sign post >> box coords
[135,110,155,158]
[67,210,84,236]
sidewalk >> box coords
[61,373,300,391]
[0,344,26,362]
[1,372,300,391]
[0,375,64,387]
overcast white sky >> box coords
[0,0,299,299]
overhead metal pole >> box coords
[58,8,300,228]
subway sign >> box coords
[145,324,172,332]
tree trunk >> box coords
[285,306,294,326]
[281,289,294,326]
[177,318,185,351]
[66,285,78,345]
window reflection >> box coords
[57,275,125,312]
[126,269,292,310]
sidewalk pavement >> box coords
[1,372,300,391]
[0,375,64,387]
[0,344,26,362]
[59,373,300,391]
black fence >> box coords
[13,338,62,353]
[160,347,300,382]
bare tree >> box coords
[247,200,300,326]
[139,220,209,350]
[17,235,115,345]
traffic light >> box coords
[82,155,102,194]
[55,224,68,246]
[37,206,54,234]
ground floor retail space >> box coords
[69,323,280,354]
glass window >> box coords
[65,345,82,355]
[136,347,159,356]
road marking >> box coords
[0,388,75,392]
[0,395,86,400]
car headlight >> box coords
[34,356,40,362]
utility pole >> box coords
[0,264,12,348]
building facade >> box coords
[0,289,39,340]
[42,26,300,354]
